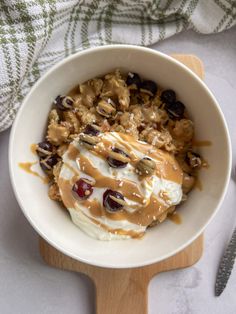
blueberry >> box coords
[161,89,176,104]
[103,189,125,212]
[40,154,58,171]
[72,178,94,200]
[84,124,101,136]
[54,95,74,111]
[126,72,142,89]
[107,147,130,168]
[36,141,53,157]
[165,101,185,119]
[140,80,158,96]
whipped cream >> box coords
[58,132,183,240]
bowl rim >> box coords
[9,44,232,268]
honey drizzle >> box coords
[78,154,143,203]
[30,143,37,155]
[192,140,212,147]
[19,162,49,184]
[168,212,182,224]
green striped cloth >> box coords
[1,0,235,132]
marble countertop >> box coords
[0,27,236,314]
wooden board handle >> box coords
[94,270,149,314]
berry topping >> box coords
[140,80,158,96]
[54,95,74,111]
[36,141,53,157]
[40,154,58,171]
[103,189,125,212]
[84,124,101,136]
[107,147,130,168]
[165,101,185,120]
[126,72,142,89]
[161,89,176,104]
[72,178,94,200]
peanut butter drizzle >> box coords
[115,133,183,184]
[78,154,143,203]
[30,144,37,155]
[192,140,212,147]
[58,179,144,238]
[67,145,80,160]
[82,191,169,227]
[195,177,203,191]
[64,162,80,176]
[168,212,182,224]
[58,177,77,209]
[18,162,49,184]
[84,211,144,238]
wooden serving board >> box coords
[39,54,204,314]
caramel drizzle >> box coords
[83,192,169,226]
[67,144,80,160]
[30,143,37,155]
[68,132,183,184]
[82,208,144,238]
[78,154,143,203]
[168,212,182,225]
[19,162,49,184]
[192,140,212,147]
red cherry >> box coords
[72,178,93,200]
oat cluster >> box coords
[36,70,203,203]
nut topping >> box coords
[136,157,156,176]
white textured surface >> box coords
[0,27,236,313]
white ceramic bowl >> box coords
[9,45,231,268]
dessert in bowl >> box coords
[9,46,231,267]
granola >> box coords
[36,70,205,226]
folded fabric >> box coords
[0,0,235,132]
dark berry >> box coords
[165,101,185,119]
[140,80,158,96]
[107,147,130,168]
[103,189,125,212]
[72,178,94,200]
[126,72,142,89]
[54,95,74,111]
[161,89,176,104]
[36,141,53,157]
[185,152,202,169]
[84,124,101,136]
[40,154,58,171]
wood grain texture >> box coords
[39,54,204,314]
